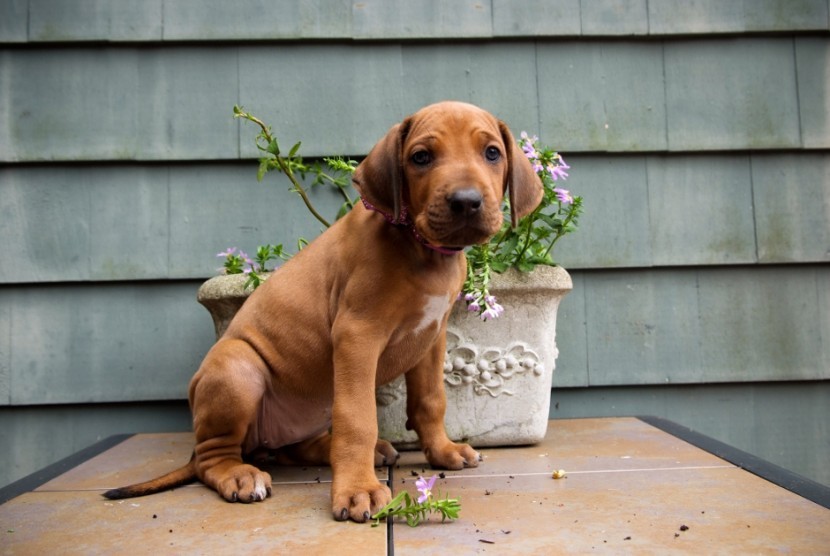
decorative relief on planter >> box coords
[375,329,548,407]
[442,329,546,398]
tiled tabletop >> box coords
[2,417,828,554]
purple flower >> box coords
[481,303,504,321]
[415,475,437,504]
[548,164,569,182]
[520,131,541,160]
[522,144,539,159]
[217,247,237,258]
[481,307,499,321]
[553,187,573,204]
[467,301,481,313]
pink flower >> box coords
[480,295,504,320]
[554,187,573,204]
[415,475,437,504]
[548,164,569,181]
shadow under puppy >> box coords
[104,101,543,522]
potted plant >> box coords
[198,106,582,447]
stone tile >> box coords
[3,421,828,554]
[37,433,387,493]
[36,433,196,492]
[1,485,386,555]
[389,418,829,554]
[393,418,728,480]
[391,468,830,554]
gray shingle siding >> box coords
[1,1,828,488]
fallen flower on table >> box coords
[552,469,567,479]
[371,475,461,527]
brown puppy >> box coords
[103,101,543,522]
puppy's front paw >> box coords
[331,479,392,523]
[425,441,482,470]
[210,463,272,503]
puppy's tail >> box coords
[102,453,197,500]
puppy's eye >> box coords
[485,146,501,162]
[411,150,432,166]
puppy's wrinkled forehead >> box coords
[405,103,503,148]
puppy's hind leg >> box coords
[189,339,273,503]
[275,433,399,467]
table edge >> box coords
[0,434,134,505]
[638,416,830,509]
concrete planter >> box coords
[197,265,572,449]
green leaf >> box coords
[266,138,280,156]
[490,260,508,273]
[256,159,269,182]
[502,234,519,256]
[334,204,347,220]
[288,141,302,158]
[517,260,536,273]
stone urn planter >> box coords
[197,265,572,449]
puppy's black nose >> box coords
[448,188,483,216]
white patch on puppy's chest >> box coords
[414,294,451,334]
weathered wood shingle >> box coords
[1,0,828,489]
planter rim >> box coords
[197,272,274,302]
[488,265,572,293]
[197,265,572,301]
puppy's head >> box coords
[353,101,543,249]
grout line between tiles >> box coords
[36,479,341,495]
[564,464,738,475]
[38,464,739,495]
[408,464,738,481]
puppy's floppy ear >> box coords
[499,121,544,228]
[352,120,410,222]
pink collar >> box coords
[360,198,463,256]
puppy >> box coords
[104,101,543,522]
